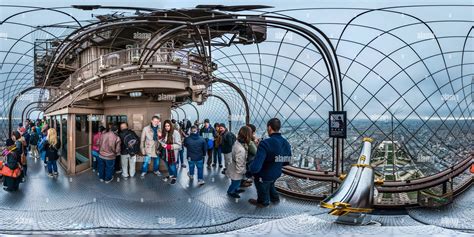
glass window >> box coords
[75,115,89,165]
[61,115,67,161]
[106,115,127,128]
[90,115,104,135]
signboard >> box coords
[329,111,347,138]
[132,114,144,131]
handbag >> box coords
[20,153,27,165]
[207,139,214,150]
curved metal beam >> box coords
[209,94,232,132]
[21,101,52,123]
[8,86,55,136]
[212,78,250,125]
[176,107,188,122]
[171,109,180,121]
[181,102,200,122]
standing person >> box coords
[44,128,61,177]
[181,118,192,135]
[194,120,200,129]
[213,123,223,168]
[249,118,292,207]
[241,124,259,187]
[35,121,42,138]
[38,129,48,167]
[2,139,22,191]
[110,123,122,175]
[119,123,140,180]
[21,126,30,155]
[140,116,168,178]
[173,119,186,168]
[184,125,207,185]
[160,120,182,184]
[14,130,27,181]
[92,126,105,173]
[17,123,23,134]
[177,126,187,169]
[219,123,236,175]
[226,126,252,198]
[29,125,40,159]
[98,125,121,183]
[199,119,216,168]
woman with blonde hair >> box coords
[45,128,61,177]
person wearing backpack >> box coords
[2,139,22,191]
[199,119,216,168]
[44,128,61,177]
[119,122,140,179]
[13,130,27,181]
[29,126,40,159]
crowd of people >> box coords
[1,116,292,208]
[0,118,58,191]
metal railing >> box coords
[63,48,208,89]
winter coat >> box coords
[140,124,161,157]
[161,130,182,162]
[221,130,236,154]
[226,141,248,180]
[98,131,121,160]
[183,133,207,161]
[249,133,292,181]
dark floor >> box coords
[0,154,472,235]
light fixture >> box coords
[129,91,143,97]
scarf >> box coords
[165,133,175,164]
[151,125,158,141]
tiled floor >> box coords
[0,155,472,235]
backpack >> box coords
[29,132,39,145]
[123,131,140,156]
[6,153,19,169]
[23,132,30,145]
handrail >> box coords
[281,151,473,193]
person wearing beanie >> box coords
[199,118,216,168]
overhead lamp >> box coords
[129,91,143,98]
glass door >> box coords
[75,115,90,168]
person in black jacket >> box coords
[248,118,292,208]
[184,126,207,185]
[2,139,21,191]
[44,128,61,177]
[218,123,236,175]
[119,123,139,179]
